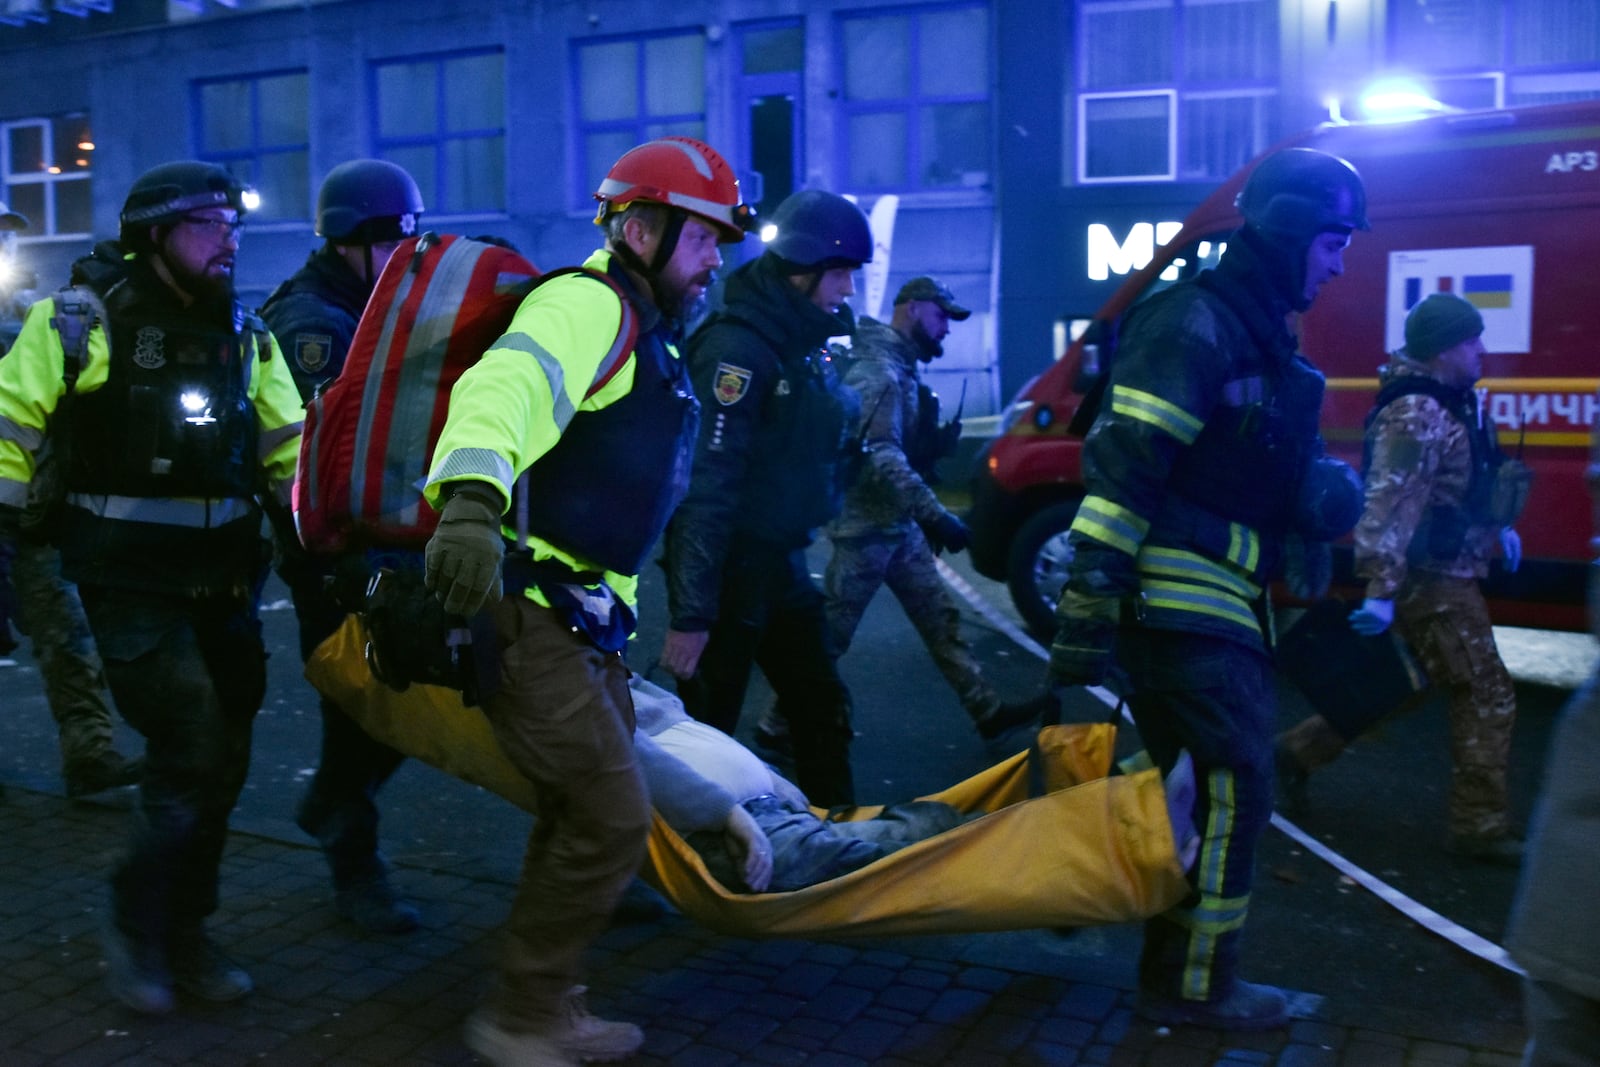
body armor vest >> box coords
[1161,276,1325,567]
[729,337,855,546]
[69,286,260,501]
[513,319,699,576]
[1167,352,1325,542]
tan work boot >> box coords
[464,1010,577,1066]
[467,987,642,1066]
[1273,714,1347,818]
[65,750,143,798]
[548,986,643,1063]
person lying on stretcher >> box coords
[629,678,1199,893]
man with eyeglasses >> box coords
[0,160,305,1015]
[260,159,425,935]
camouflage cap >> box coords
[894,276,971,320]
[1404,293,1484,361]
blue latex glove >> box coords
[1348,597,1395,636]
[1500,527,1522,573]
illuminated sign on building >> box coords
[1086,221,1219,282]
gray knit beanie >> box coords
[1404,293,1484,361]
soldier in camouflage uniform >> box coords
[0,200,141,798]
[12,540,145,796]
[1281,292,1523,865]
[823,277,1053,741]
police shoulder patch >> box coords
[294,333,334,374]
[714,362,753,406]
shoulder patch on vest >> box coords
[714,363,753,406]
[294,333,334,374]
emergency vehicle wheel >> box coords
[1006,498,1080,640]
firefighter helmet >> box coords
[593,136,752,243]
[1237,148,1370,240]
[316,159,424,244]
[763,189,873,270]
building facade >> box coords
[2,0,1596,413]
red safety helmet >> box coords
[593,137,752,243]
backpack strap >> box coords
[527,266,640,400]
[240,306,274,363]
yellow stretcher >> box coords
[306,616,1189,940]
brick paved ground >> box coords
[0,786,1525,1066]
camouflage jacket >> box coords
[826,316,947,538]
[1353,356,1497,598]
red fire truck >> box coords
[969,100,1600,636]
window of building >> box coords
[836,3,991,193]
[734,20,804,219]
[374,50,506,215]
[194,70,308,223]
[2,112,94,240]
[574,31,706,206]
[1390,0,1600,108]
[1075,0,1277,184]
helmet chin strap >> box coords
[649,210,687,274]
[608,207,691,313]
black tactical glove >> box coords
[424,485,505,617]
[925,509,971,555]
[1049,587,1122,688]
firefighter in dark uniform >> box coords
[1049,148,1369,1031]
[0,161,305,1014]
[660,189,870,808]
[259,159,425,933]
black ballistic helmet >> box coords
[1236,148,1370,241]
[764,189,874,270]
[316,159,425,244]
[120,160,252,247]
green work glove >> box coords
[424,487,505,617]
[1049,587,1121,688]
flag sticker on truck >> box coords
[1460,274,1514,309]
[1388,246,1533,354]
